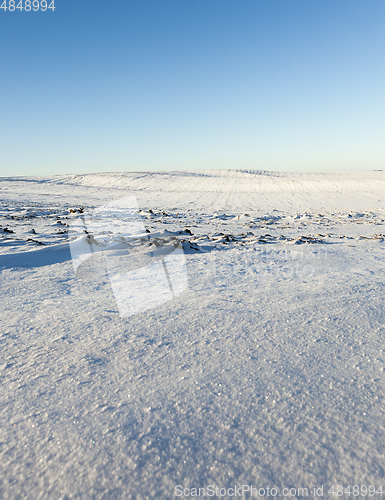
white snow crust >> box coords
[1,170,385,499]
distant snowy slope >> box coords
[1,170,385,211]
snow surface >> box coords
[1,170,385,499]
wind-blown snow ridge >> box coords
[1,198,385,260]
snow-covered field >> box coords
[1,170,385,499]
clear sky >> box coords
[1,0,384,176]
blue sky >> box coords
[1,0,384,176]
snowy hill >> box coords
[2,169,385,211]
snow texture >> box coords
[1,170,385,499]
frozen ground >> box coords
[1,170,385,499]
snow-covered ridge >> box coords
[2,168,384,192]
[1,169,385,212]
